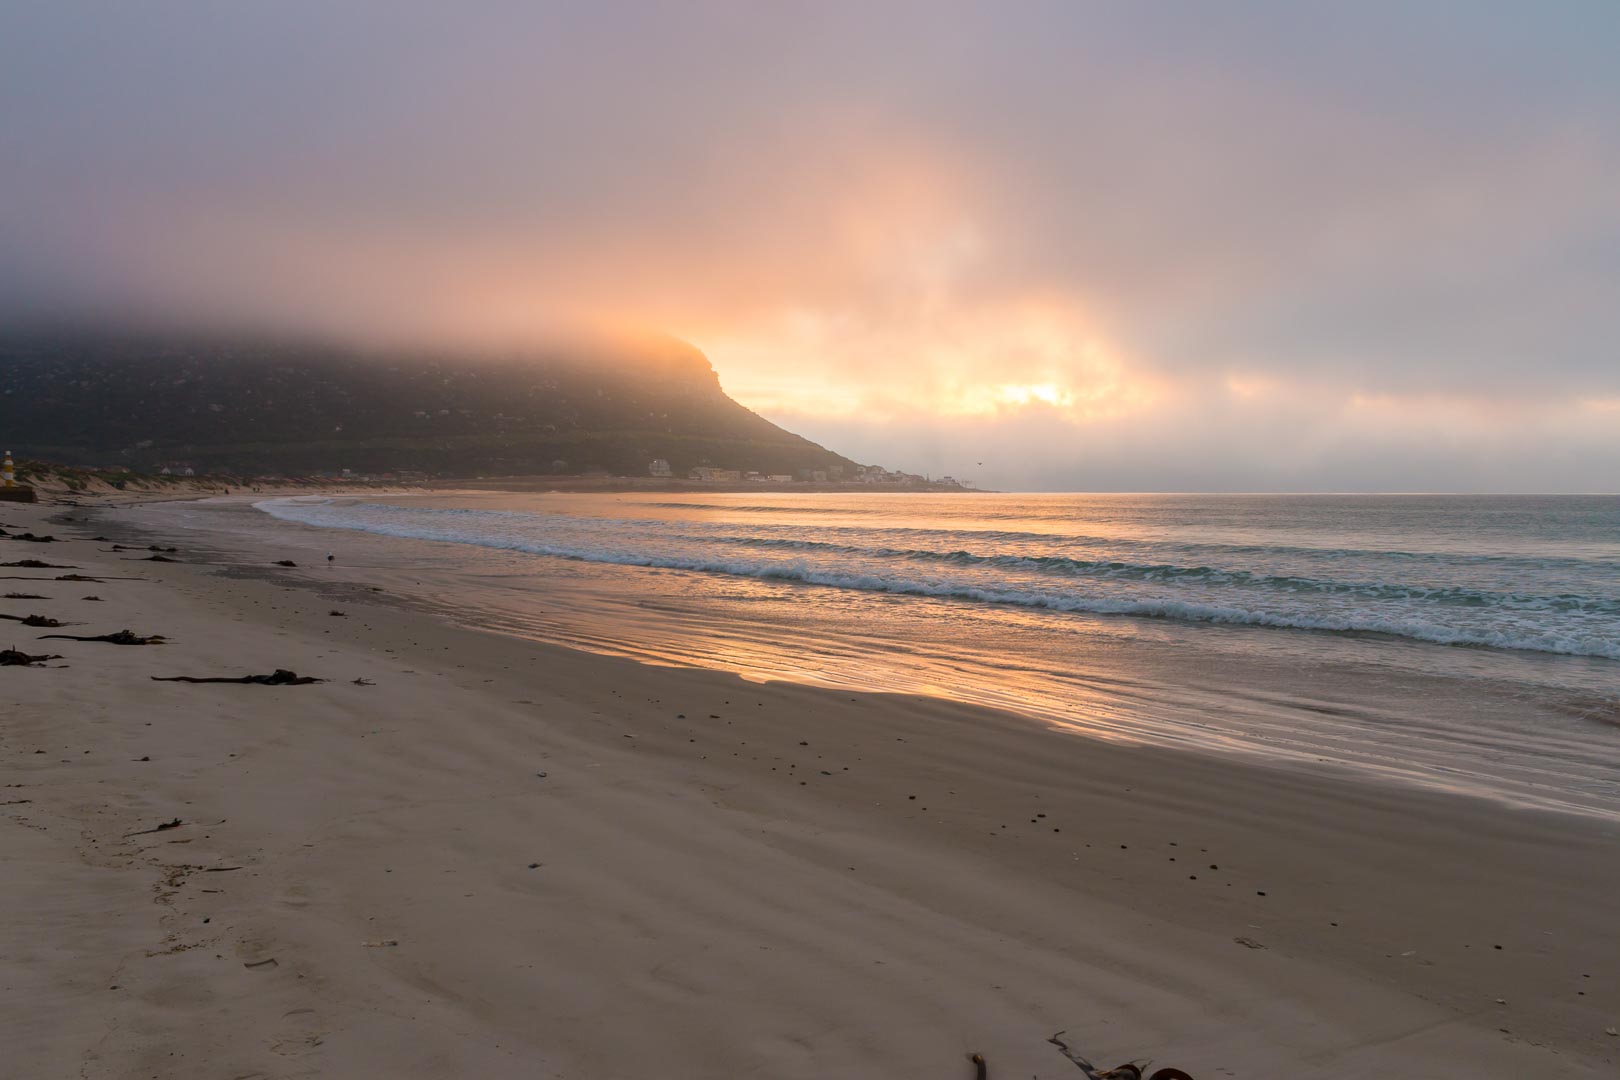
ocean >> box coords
[230,491,1619,814]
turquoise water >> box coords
[234,491,1620,814]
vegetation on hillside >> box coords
[0,331,855,479]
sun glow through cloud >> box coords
[2,2,1617,489]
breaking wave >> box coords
[257,497,1620,660]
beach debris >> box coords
[7,532,60,542]
[1233,936,1266,949]
[83,595,103,601]
[55,574,103,582]
[137,554,177,562]
[2,559,76,568]
[1048,1031,1196,1080]
[351,676,375,685]
[243,958,278,969]
[122,818,184,837]
[274,559,298,567]
[148,545,178,553]
[151,669,324,685]
[41,630,167,645]
[0,613,67,627]
[1,648,62,666]
[3,592,47,599]
[329,609,347,616]
[361,939,399,948]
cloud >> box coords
[2,2,1617,489]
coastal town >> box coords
[657,458,967,488]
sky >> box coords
[2,2,1617,491]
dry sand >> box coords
[2,496,1617,1078]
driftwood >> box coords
[1048,1032,1194,1080]
[1,648,62,666]
[1,559,76,569]
[40,630,167,645]
[152,668,323,685]
[3,592,47,599]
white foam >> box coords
[255,497,1620,661]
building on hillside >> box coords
[689,466,742,482]
[649,458,672,477]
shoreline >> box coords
[3,495,1617,1077]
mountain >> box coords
[0,330,856,479]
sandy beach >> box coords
[3,494,1616,1079]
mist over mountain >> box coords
[0,329,856,479]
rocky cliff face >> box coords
[0,331,853,478]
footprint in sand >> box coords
[271,1006,326,1057]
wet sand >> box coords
[2,496,1617,1078]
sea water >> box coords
[241,491,1620,814]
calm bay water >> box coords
[239,491,1620,813]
